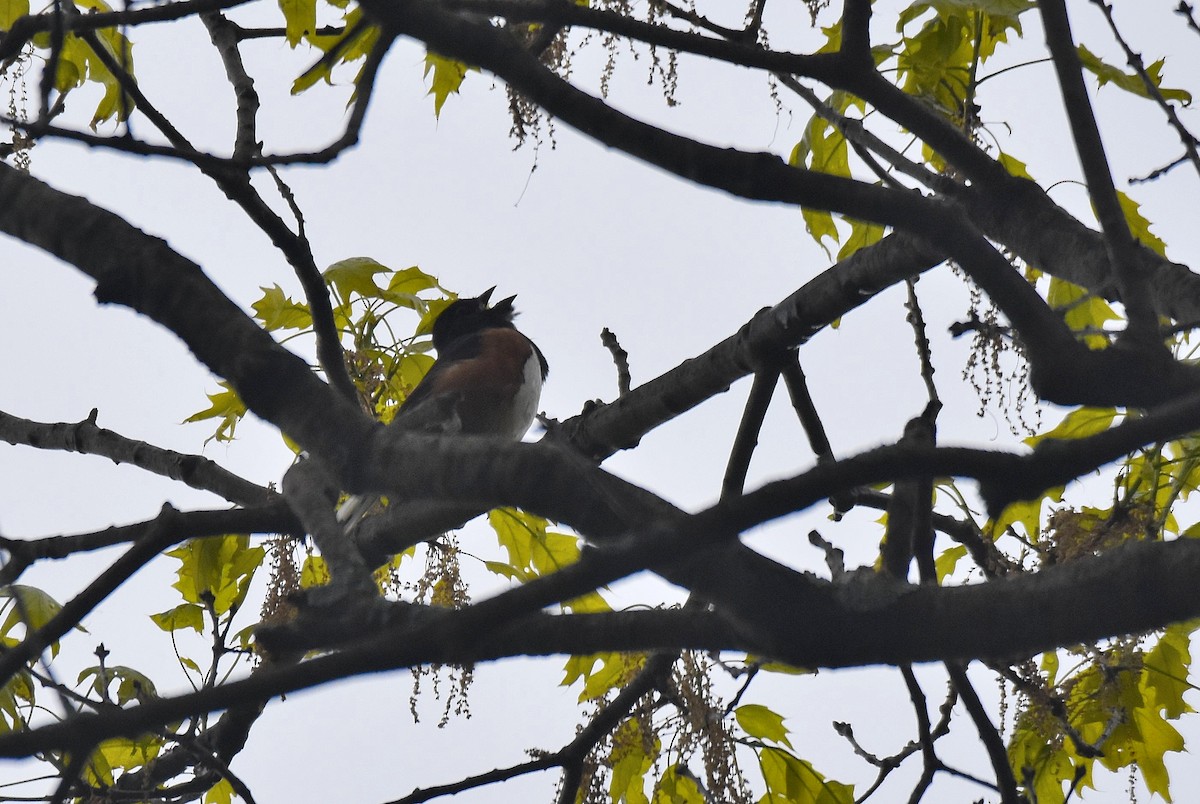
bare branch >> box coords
[281,458,378,596]
[556,233,943,460]
[1090,0,1200,184]
[899,666,937,804]
[0,502,297,585]
[0,408,274,506]
[202,11,260,161]
[945,662,1019,803]
[721,365,780,501]
[1038,0,1160,343]
[779,354,833,462]
[1177,1,1200,37]
[599,327,632,397]
[389,754,561,803]
[0,505,193,687]
[0,0,252,62]
[904,279,939,408]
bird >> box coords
[399,287,549,438]
[338,287,548,527]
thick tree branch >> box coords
[6,156,1200,678]
[281,459,377,595]
[439,0,842,79]
[440,0,1200,340]
[0,608,736,756]
[8,530,1200,758]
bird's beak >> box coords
[477,286,496,306]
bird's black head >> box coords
[431,287,518,350]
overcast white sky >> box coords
[3,1,1200,801]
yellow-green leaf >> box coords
[837,218,885,262]
[386,265,440,297]
[735,703,793,748]
[277,0,315,47]
[292,11,379,94]
[988,486,1063,540]
[1116,191,1168,257]
[1026,407,1118,446]
[1143,623,1195,720]
[95,734,161,773]
[759,747,855,804]
[252,284,312,331]
[0,586,74,657]
[934,544,967,583]
[653,766,706,804]
[149,603,204,634]
[998,151,1033,179]
[205,778,236,804]
[166,535,264,616]
[0,0,29,30]
[1046,277,1119,348]
[300,554,330,589]
[423,52,471,117]
[489,508,582,578]
[324,256,390,302]
[1077,44,1191,105]
[561,652,644,702]
[182,382,247,444]
[78,665,157,705]
[609,718,658,804]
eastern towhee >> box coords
[338,287,547,526]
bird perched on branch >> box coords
[338,287,548,526]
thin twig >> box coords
[201,10,260,161]
[776,74,949,192]
[0,0,251,61]
[600,327,632,396]
[945,662,1019,803]
[1090,0,1200,184]
[905,278,940,407]
[900,666,937,804]
[721,365,780,501]
[779,354,833,461]
[1177,1,1200,37]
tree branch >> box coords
[7,528,1200,758]
[0,408,275,507]
[0,0,252,62]
[721,365,780,501]
[945,662,1019,803]
[779,354,833,462]
[0,502,297,585]
[0,505,195,686]
[1038,0,1159,343]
